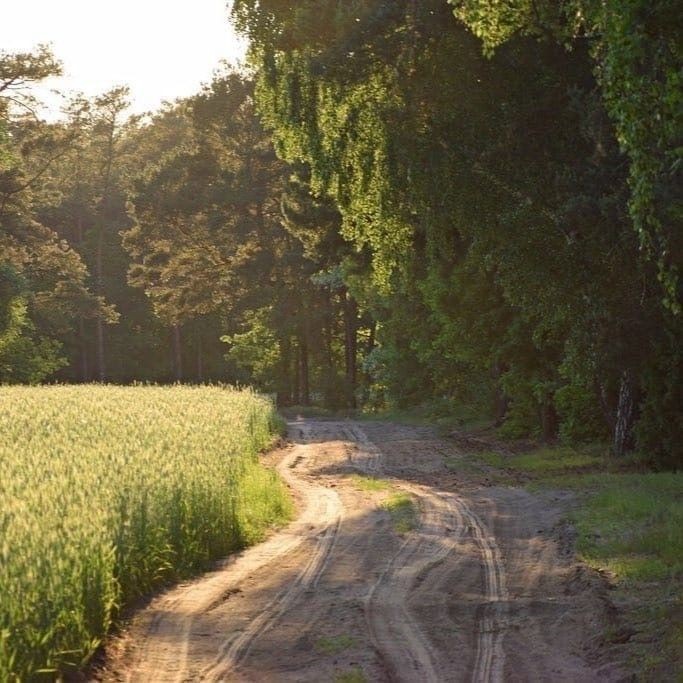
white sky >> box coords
[1,0,248,118]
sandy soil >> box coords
[98,419,623,682]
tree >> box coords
[0,47,116,383]
[232,0,681,462]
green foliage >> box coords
[0,263,66,382]
[555,380,609,444]
[0,43,61,119]
[450,0,683,313]
[335,668,367,683]
[1,12,680,466]
[0,385,291,679]
[0,47,121,384]
[222,308,281,389]
[0,295,65,383]
[232,0,680,464]
[348,474,391,492]
[635,324,683,468]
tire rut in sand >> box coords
[200,508,341,681]
[123,434,343,683]
[451,494,508,683]
[349,423,508,683]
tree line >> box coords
[0,0,680,466]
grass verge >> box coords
[463,443,682,679]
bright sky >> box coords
[1,0,248,118]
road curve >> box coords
[122,433,343,682]
[101,418,617,683]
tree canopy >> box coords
[0,5,680,466]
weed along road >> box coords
[103,420,619,682]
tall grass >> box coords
[572,472,683,583]
[0,385,291,680]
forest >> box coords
[1,0,681,467]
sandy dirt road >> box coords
[100,419,621,682]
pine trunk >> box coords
[299,336,310,406]
[292,342,301,405]
[344,294,358,408]
[196,335,203,383]
[173,324,182,382]
[613,370,636,457]
[95,230,105,382]
[79,317,89,382]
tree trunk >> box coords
[494,389,509,428]
[277,338,292,406]
[75,215,89,383]
[173,324,182,382]
[367,320,376,354]
[94,103,118,383]
[196,334,203,383]
[96,319,105,382]
[95,229,105,382]
[540,400,559,442]
[613,370,637,457]
[325,290,334,370]
[344,293,358,408]
[299,335,310,406]
[79,316,89,382]
[492,363,509,427]
[598,380,616,433]
[292,341,301,405]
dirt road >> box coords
[101,419,621,682]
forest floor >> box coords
[97,419,644,682]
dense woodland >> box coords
[1,1,680,465]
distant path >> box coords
[101,419,617,682]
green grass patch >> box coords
[480,445,604,475]
[570,471,683,678]
[571,472,683,583]
[445,455,482,473]
[335,668,366,683]
[476,445,682,584]
[470,442,682,678]
[316,634,355,655]
[382,493,418,533]
[348,473,392,492]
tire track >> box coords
[349,423,508,683]
[450,494,508,683]
[105,419,613,683]
[123,432,342,683]
[200,496,341,681]
[364,483,465,682]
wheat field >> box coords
[0,385,292,680]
